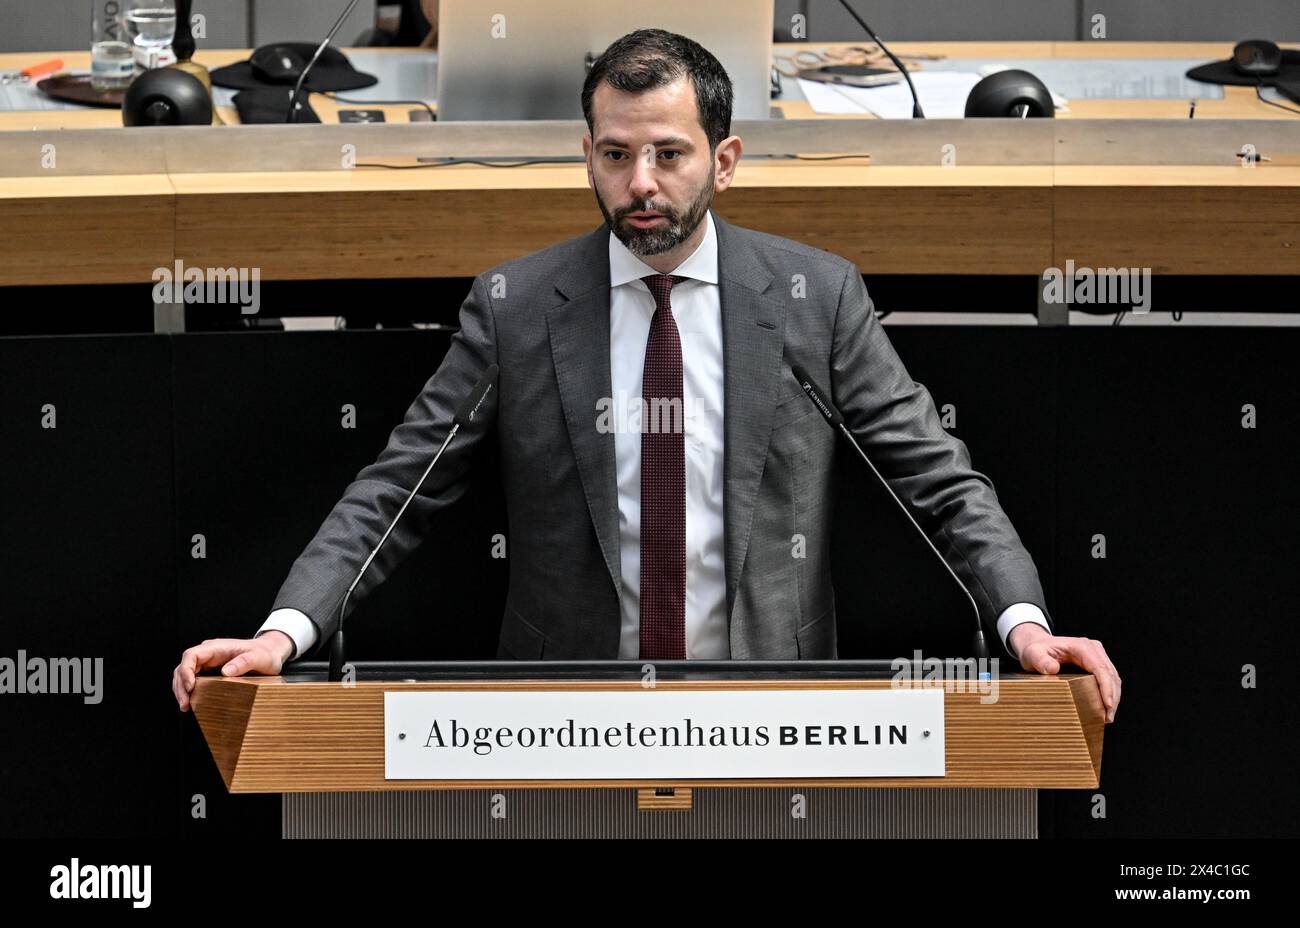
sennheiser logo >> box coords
[468,383,493,422]
[800,380,831,420]
[49,859,151,908]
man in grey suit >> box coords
[174,29,1120,722]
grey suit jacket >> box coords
[271,209,1053,660]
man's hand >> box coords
[1008,623,1121,724]
[172,632,294,713]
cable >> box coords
[355,158,578,169]
[772,45,880,77]
[323,92,436,121]
[1254,80,1300,116]
[353,153,874,170]
[783,152,873,160]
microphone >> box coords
[286,0,362,124]
[834,0,925,118]
[327,364,500,682]
[789,364,990,666]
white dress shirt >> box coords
[609,209,729,658]
[258,211,1051,661]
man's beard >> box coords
[595,170,715,257]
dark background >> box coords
[2,294,1297,839]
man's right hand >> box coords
[172,631,294,713]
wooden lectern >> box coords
[192,661,1105,838]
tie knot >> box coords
[642,273,688,311]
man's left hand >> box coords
[1008,624,1121,723]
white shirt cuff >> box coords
[996,602,1051,661]
[257,608,318,662]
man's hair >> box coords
[581,28,734,153]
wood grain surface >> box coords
[192,673,1105,793]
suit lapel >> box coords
[544,212,787,623]
[713,212,785,623]
[547,223,622,597]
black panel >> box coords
[0,335,176,837]
[1049,329,1300,838]
[833,326,1057,659]
[170,330,508,836]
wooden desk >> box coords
[192,669,1103,837]
[0,42,1297,287]
[4,41,1300,127]
[194,671,1104,793]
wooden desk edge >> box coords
[191,673,1104,793]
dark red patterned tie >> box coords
[639,273,688,660]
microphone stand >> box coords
[328,426,459,682]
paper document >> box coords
[798,71,1067,118]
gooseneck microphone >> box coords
[834,0,925,118]
[328,364,500,682]
[286,0,362,124]
[789,364,989,664]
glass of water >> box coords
[121,0,178,74]
[90,1,134,91]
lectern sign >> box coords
[384,689,945,780]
